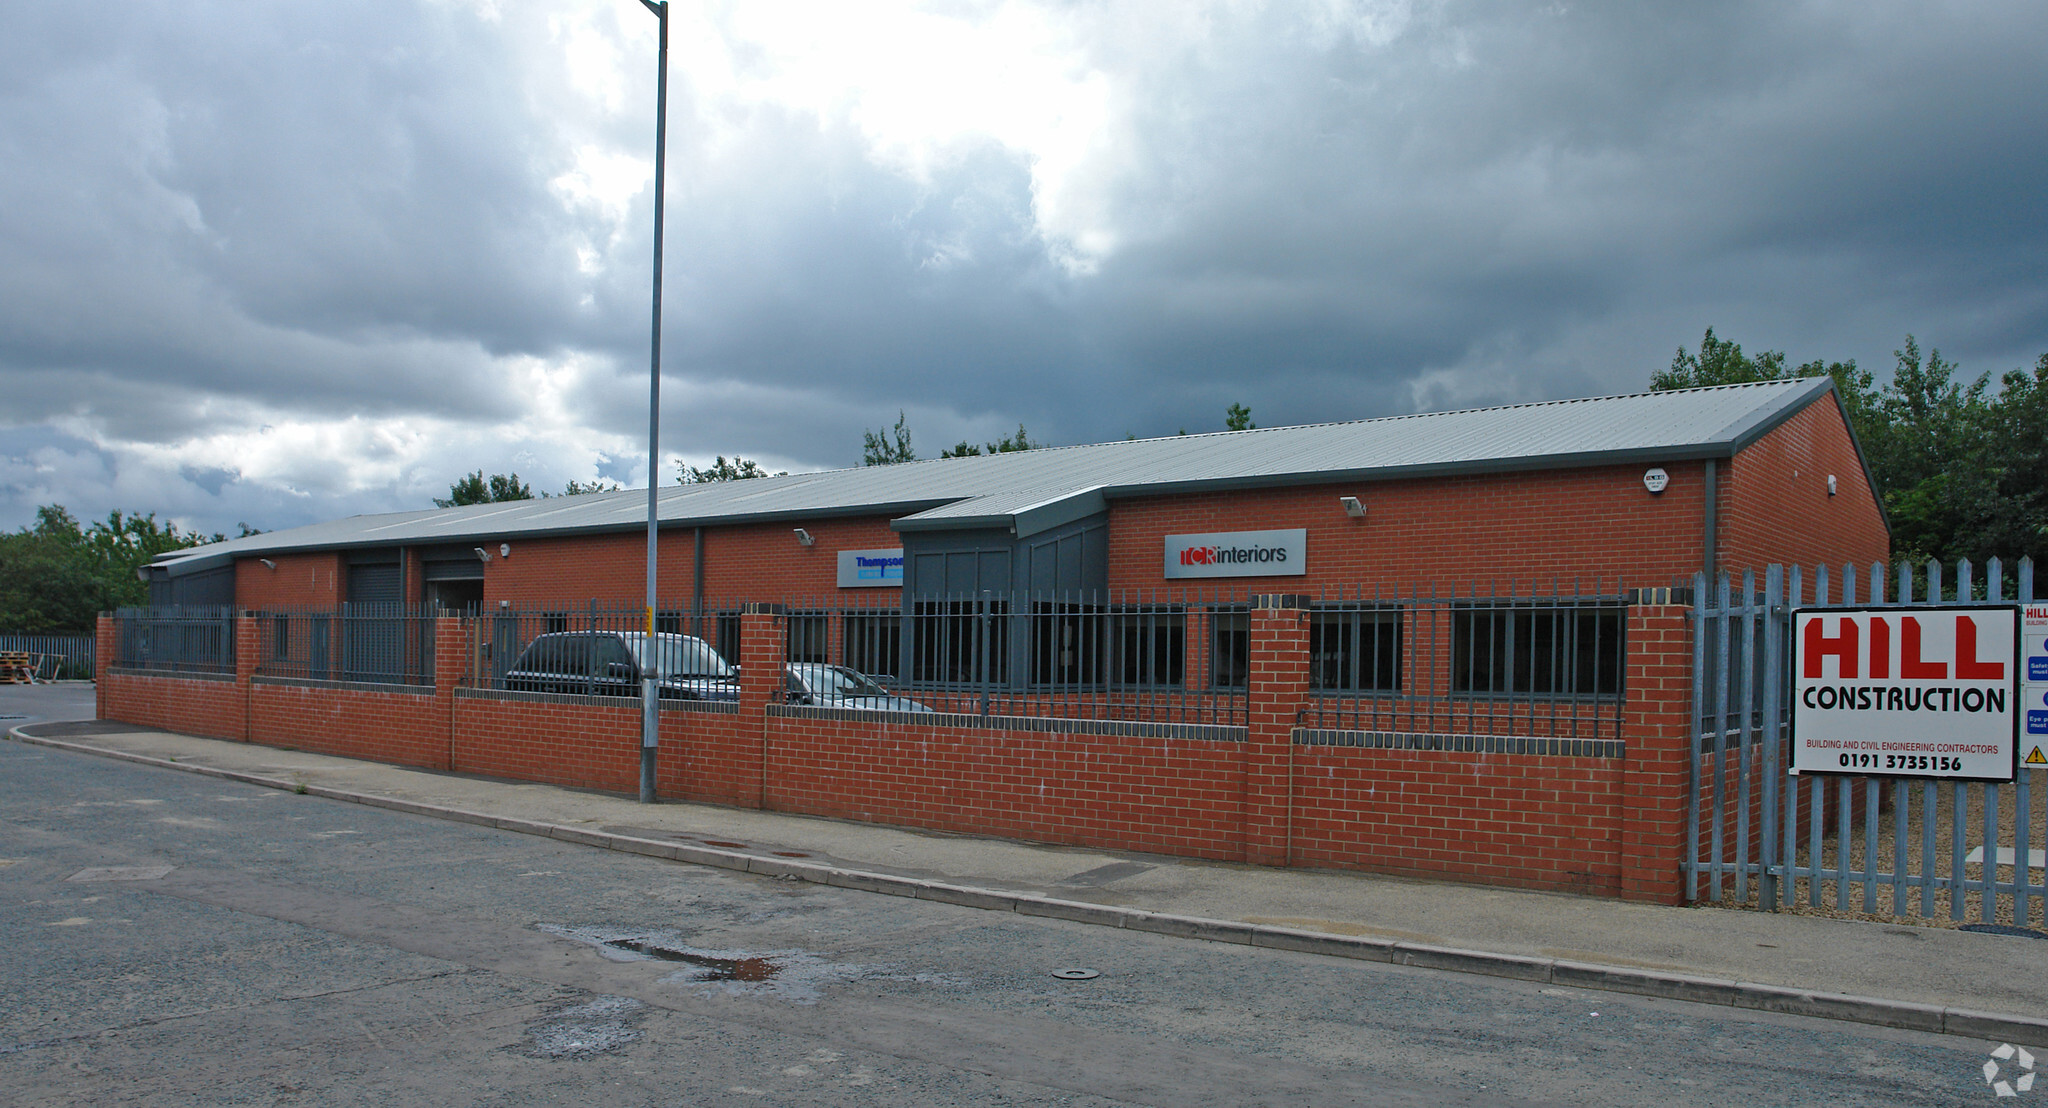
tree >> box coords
[1225,403,1255,432]
[562,479,623,496]
[1651,328,2048,565]
[0,505,220,633]
[435,471,534,508]
[678,456,784,483]
[862,411,916,466]
[941,424,1037,458]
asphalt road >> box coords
[0,738,2005,1107]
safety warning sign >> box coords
[2027,604,2048,770]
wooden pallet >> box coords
[0,651,32,684]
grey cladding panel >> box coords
[153,566,234,607]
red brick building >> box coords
[109,378,1887,903]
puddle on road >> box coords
[538,924,962,1005]
[523,995,645,1059]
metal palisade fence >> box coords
[1299,580,1629,740]
[111,606,235,674]
[780,588,1250,724]
[0,633,96,680]
[1687,558,2047,928]
[255,604,436,687]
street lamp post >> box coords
[637,0,668,804]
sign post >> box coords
[1790,605,2020,781]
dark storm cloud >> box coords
[1,0,2044,534]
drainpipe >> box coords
[693,527,705,641]
[1703,458,1719,586]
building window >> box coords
[1452,603,1624,697]
[785,614,829,664]
[1116,609,1185,687]
[1310,608,1402,692]
[911,598,1009,685]
[544,612,569,634]
[271,615,291,661]
[1210,608,1249,689]
[842,613,901,680]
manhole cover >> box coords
[66,866,174,882]
[1050,968,1100,981]
[1960,924,2048,940]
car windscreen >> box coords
[799,665,888,698]
[635,637,734,678]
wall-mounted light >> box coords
[259,558,277,570]
[499,543,511,558]
[473,547,493,563]
[1643,467,1670,495]
[793,528,815,547]
[1827,474,1837,497]
[1339,496,1366,519]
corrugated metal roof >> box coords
[153,377,1835,567]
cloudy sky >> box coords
[2,1,2043,535]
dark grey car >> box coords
[504,631,738,700]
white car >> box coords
[784,663,932,712]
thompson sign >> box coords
[1162,529,1306,579]
[1791,605,2019,781]
[836,548,904,589]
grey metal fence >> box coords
[1300,581,1629,739]
[112,606,235,674]
[818,588,1250,725]
[466,603,733,700]
[0,634,95,680]
[256,605,436,686]
[1687,558,2048,929]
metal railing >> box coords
[463,603,732,700]
[814,588,1252,726]
[112,606,234,674]
[1687,558,2047,928]
[1299,581,1630,739]
[256,604,436,687]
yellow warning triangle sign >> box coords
[2028,746,2048,766]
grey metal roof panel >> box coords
[154,378,1832,566]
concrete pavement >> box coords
[8,694,2047,1048]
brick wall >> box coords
[1105,462,1711,592]
[237,553,343,608]
[249,680,446,769]
[476,516,902,610]
[95,603,1698,901]
[1719,392,1890,573]
[1288,745,1625,893]
[762,712,1249,859]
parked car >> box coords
[503,631,738,700]
[783,663,932,712]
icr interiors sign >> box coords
[1791,605,2019,781]
[1162,529,1306,579]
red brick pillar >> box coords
[94,613,115,721]
[737,602,786,810]
[1245,594,1312,866]
[235,612,260,742]
[434,616,464,771]
[1620,596,1694,904]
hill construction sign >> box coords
[1791,605,2020,781]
